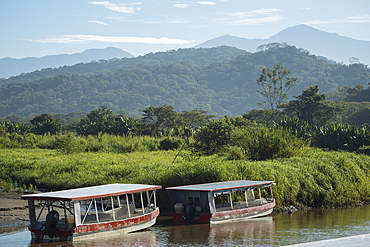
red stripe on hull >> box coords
[171,200,275,224]
[212,200,275,219]
[29,208,159,238]
[75,208,160,233]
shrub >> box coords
[194,116,249,154]
[357,145,370,155]
[51,133,85,154]
[229,125,308,161]
[159,137,183,150]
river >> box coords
[2,204,370,246]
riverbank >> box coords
[0,192,29,230]
[2,149,370,211]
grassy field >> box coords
[1,148,370,211]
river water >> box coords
[2,204,370,246]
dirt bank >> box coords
[0,192,29,230]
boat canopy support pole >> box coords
[132,193,135,212]
[36,201,47,222]
[111,196,116,221]
[245,190,248,208]
[126,194,131,218]
[144,190,155,214]
[74,201,81,226]
[259,188,262,205]
[81,200,93,224]
[229,193,233,210]
[63,201,67,224]
[28,200,36,224]
[140,192,144,215]
[146,191,150,207]
[270,185,274,199]
[94,199,99,223]
[154,190,157,209]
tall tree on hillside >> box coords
[256,63,298,121]
[280,85,343,126]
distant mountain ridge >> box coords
[0,46,248,87]
[195,24,370,66]
[1,44,369,119]
[0,47,134,79]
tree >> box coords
[76,106,115,136]
[140,105,178,136]
[280,85,342,126]
[256,63,298,121]
[111,115,139,136]
[242,109,288,124]
[194,116,249,154]
[30,113,61,135]
[177,108,216,129]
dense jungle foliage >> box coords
[1,44,369,118]
[1,44,370,210]
[1,106,370,209]
[1,148,370,211]
[0,46,248,86]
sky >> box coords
[1,0,370,59]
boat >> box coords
[166,180,275,224]
[21,183,161,241]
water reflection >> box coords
[28,229,157,247]
[274,205,370,246]
[207,217,275,246]
[1,204,370,246]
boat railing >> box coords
[215,198,272,212]
[80,190,158,224]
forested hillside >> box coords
[0,46,247,87]
[1,44,369,118]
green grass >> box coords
[1,148,370,212]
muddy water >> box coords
[2,204,370,246]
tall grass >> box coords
[1,148,370,211]
[0,133,161,153]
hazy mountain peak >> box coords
[0,47,133,79]
[196,24,370,65]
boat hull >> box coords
[211,200,275,223]
[172,200,275,224]
[29,208,159,241]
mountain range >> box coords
[1,25,369,80]
[1,24,370,119]
[195,24,370,66]
[0,47,133,79]
[1,44,369,119]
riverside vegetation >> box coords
[1,114,370,212]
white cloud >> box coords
[305,14,370,25]
[88,20,108,25]
[228,8,280,18]
[217,8,282,25]
[28,35,195,45]
[88,1,141,14]
[174,4,189,8]
[197,1,217,6]
[231,15,282,25]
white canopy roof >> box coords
[166,180,274,192]
[21,183,161,201]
